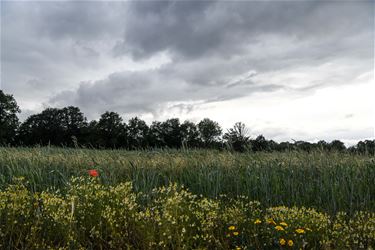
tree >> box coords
[18,107,87,146]
[180,120,201,148]
[197,118,222,147]
[294,140,314,152]
[96,111,125,148]
[223,122,250,152]
[317,140,329,151]
[329,140,346,152]
[160,118,183,148]
[0,90,20,145]
[126,117,149,149]
[18,108,62,146]
[148,121,165,148]
[251,135,269,152]
[59,106,88,146]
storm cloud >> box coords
[1,0,374,143]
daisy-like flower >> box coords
[279,238,286,246]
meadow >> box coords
[0,147,374,249]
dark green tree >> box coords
[0,90,20,145]
[251,135,269,152]
[317,140,329,151]
[160,118,183,148]
[126,117,149,149]
[329,140,346,152]
[18,107,87,146]
[356,140,375,155]
[197,118,222,147]
[59,106,88,146]
[18,108,63,145]
[180,120,201,148]
[148,121,165,148]
[96,111,125,148]
[223,122,250,152]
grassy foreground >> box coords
[0,147,374,249]
[1,177,374,249]
[0,147,374,214]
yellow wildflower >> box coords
[226,234,231,238]
[228,225,236,231]
[235,247,241,250]
[233,231,239,236]
[279,238,286,246]
[296,228,305,234]
[288,240,294,247]
[275,225,284,231]
[280,222,288,227]
[254,219,262,225]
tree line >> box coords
[1,90,374,153]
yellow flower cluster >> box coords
[0,177,374,249]
[279,238,294,247]
[254,219,262,224]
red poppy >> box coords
[88,169,99,177]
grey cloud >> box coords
[119,1,373,61]
[2,0,374,143]
[48,65,283,120]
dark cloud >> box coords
[1,0,374,142]
[118,0,373,61]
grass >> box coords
[1,177,374,249]
[0,147,374,215]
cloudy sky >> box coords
[1,0,374,144]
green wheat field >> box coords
[0,147,374,249]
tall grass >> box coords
[0,147,374,215]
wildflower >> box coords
[233,231,239,236]
[226,234,231,238]
[254,219,262,225]
[88,169,99,177]
[280,222,288,227]
[235,247,241,250]
[275,225,284,231]
[296,228,305,234]
[228,225,236,230]
[279,238,286,246]
[288,240,294,247]
[267,218,276,225]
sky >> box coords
[1,0,374,145]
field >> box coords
[0,147,374,249]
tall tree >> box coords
[126,117,149,149]
[223,122,250,152]
[18,108,63,146]
[180,120,201,148]
[148,121,165,148]
[329,140,346,152]
[251,135,269,152]
[160,118,183,148]
[18,107,87,146]
[197,118,222,147]
[59,106,88,146]
[96,111,125,148]
[0,90,20,145]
